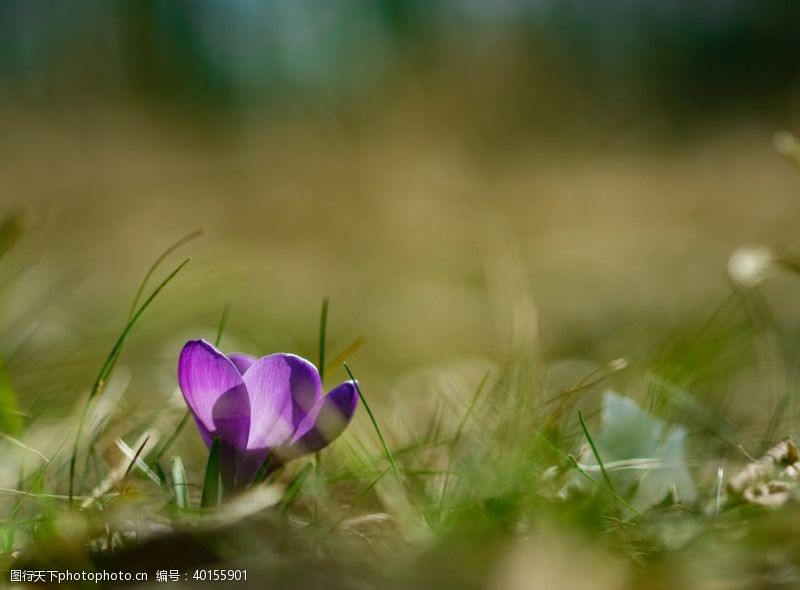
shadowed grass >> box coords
[200,437,222,508]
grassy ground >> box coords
[2,108,800,588]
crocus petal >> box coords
[241,353,322,451]
[228,353,257,375]
[282,380,359,458]
[178,340,250,452]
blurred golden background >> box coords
[2,0,800,435]
[5,6,800,588]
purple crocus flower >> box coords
[178,339,358,488]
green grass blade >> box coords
[534,429,641,517]
[201,437,222,508]
[127,229,203,320]
[330,466,391,532]
[278,462,314,511]
[171,456,189,510]
[214,300,230,348]
[440,370,490,504]
[153,412,190,463]
[153,461,167,487]
[452,370,490,448]
[68,257,190,504]
[0,356,22,435]
[251,451,274,485]
[343,362,400,480]
[350,466,390,510]
[578,409,616,494]
[318,297,329,380]
[97,257,191,400]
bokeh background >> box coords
[2,0,800,526]
[3,1,800,390]
[5,2,800,588]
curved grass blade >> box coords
[127,229,203,320]
[534,429,641,517]
[578,409,616,494]
[350,467,389,511]
[214,301,230,348]
[0,432,47,463]
[201,437,222,508]
[152,412,190,464]
[68,258,190,503]
[344,362,399,480]
[278,462,314,512]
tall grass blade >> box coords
[127,229,203,320]
[318,297,329,380]
[251,451,276,486]
[214,300,230,347]
[153,412,190,464]
[440,370,490,504]
[350,467,390,511]
[68,257,190,503]
[343,362,400,480]
[578,409,616,494]
[201,437,222,508]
